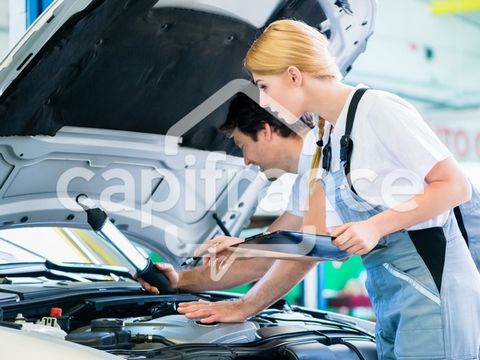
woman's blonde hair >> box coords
[308,118,326,189]
[244,19,341,78]
[244,19,340,188]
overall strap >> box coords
[320,125,333,171]
[453,206,469,246]
[341,87,369,177]
[319,88,369,175]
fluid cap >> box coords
[50,307,62,317]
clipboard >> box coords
[231,230,351,261]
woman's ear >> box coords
[287,66,303,87]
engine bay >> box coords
[0,282,377,359]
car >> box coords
[0,0,378,358]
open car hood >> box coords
[0,0,376,263]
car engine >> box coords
[0,283,377,359]
[65,315,259,348]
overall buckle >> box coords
[340,135,353,162]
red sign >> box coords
[434,126,480,161]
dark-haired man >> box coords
[140,93,328,297]
[221,93,310,177]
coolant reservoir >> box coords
[14,313,67,339]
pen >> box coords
[180,242,229,267]
[181,213,232,267]
[181,254,204,267]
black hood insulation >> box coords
[0,0,327,153]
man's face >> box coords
[231,126,289,177]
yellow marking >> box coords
[432,0,480,15]
[71,228,118,265]
[53,228,90,263]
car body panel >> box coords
[1,326,118,360]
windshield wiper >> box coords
[0,263,91,283]
[0,261,132,281]
[44,260,132,279]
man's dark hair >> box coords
[220,93,296,141]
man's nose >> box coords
[244,156,253,166]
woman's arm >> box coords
[332,157,471,254]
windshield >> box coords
[0,227,138,271]
[0,237,44,264]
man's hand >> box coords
[177,298,256,324]
[331,220,381,255]
[194,236,244,259]
[137,263,179,294]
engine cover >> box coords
[127,315,259,344]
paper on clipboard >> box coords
[231,231,351,261]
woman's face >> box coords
[252,71,305,124]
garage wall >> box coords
[344,0,480,180]
[346,0,480,110]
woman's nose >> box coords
[259,91,269,108]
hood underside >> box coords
[0,0,316,153]
[0,0,375,153]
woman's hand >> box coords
[331,220,381,255]
[177,298,256,324]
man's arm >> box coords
[176,181,327,323]
[177,211,303,291]
[176,212,303,290]
[140,211,303,294]
[268,211,303,232]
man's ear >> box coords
[287,66,303,87]
[260,122,273,141]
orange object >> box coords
[49,307,62,317]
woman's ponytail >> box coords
[308,117,325,190]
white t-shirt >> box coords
[316,85,452,230]
[287,128,343,227]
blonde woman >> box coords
[177,20,480,359]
